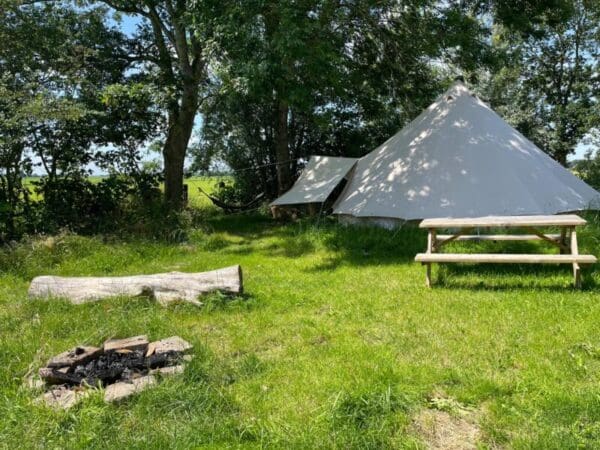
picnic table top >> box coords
[419,214,587,229]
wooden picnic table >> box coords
[414,215,597,288]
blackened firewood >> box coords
[39,367,83,385]
[41,343,185,389]
[146,351,182,369]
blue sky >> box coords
[113,13,140,36]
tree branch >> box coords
[141,2,176,86]
[163,0,193,79]
[101,0,150,18]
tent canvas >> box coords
[331,81,600,222]
[270,156,357,206]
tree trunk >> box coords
[163,86,198,209]
[275,98,292,195]
[554,124,569,167]
[163,136,186,209]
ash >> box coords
[68,350,182,387]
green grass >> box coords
[2,201,600,448]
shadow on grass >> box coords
[199,292,257,313]
[207,213,600,281]
[430,263,600,292]
[317,220,426,264]
[261,237,316,258]
[128,216,600,296]
[207,213,427,265]
[206,213,280,239]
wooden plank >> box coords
[435,228,473,248]
[425,229,436,287]
[419,215,586,229]
[415,253,597,264]
[524,227,570,252]
[435,234,562,242]
[104,335,149,353]
[559,228,568,254]
[47,346,103,369]
[571,228,581,288]
[427,229,436,253]
[39,367,83,385]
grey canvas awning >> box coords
[270,156,357,206]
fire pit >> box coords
[35,335,192,408]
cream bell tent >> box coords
[272,81,600,225]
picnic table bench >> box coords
[414,215,597,288]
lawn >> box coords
[1,187,600,448]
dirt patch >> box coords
[412,408,481,450]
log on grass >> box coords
[28,265,243,305]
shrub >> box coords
[0,170,180,243]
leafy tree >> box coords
[0,1,160,239]
[481,0,600,165]
[84,0,216,209]
[0,81,31,238]
[573,139,600,191]
[196,0,492,199]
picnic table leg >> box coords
[425,229,436,287]
[559,227,567,254]
[570,227,581,289]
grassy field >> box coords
[2,184,600,448]
[22,176,225,206]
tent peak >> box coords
[446,79,472,94]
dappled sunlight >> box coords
[271,156,356,206]
[453,118,470,128]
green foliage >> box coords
[471,0,576,35]
[29,172,162,235]
[574,149,600,191]
[1,172,204,242]
[482,0,600,165]
[0,2,161,241]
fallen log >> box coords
[28,265,243,306]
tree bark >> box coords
[163,85,198,208]
[275,98,292,194]
[163,125,187,209]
